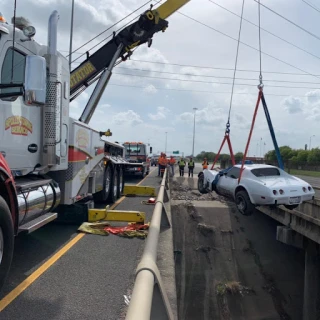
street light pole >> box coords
[309,135,315,150]
[192,108,198,157]
[165,132,167,153]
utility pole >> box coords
[309,135,315,150]
[69,0,75,70]
[192,108,198,157]
[165,132,167,153]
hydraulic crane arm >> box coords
[70,0,190,101]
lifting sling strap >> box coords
[238,89,284,184]
[211,123,236,170]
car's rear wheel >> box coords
[284,204,299,210]
[235,190,254,216]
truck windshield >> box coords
[251,168,280,177]
[124,144,146,155]
[126,147,141,153]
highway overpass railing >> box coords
[126,168,174,320]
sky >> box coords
[2,0,320,157]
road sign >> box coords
[173,151,179,154]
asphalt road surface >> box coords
[0,168,160,320]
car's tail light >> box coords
[303,187,307,192]
[273,190,277,195]
[279,189,284,195]
[308,186,312,191]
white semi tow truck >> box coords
[0,0,190,289]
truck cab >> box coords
[123,142,150,177]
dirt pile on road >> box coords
[170,180,226,202]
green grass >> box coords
[286,169,320,178]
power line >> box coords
[253,0,320,42]
[68,0,156,58]
[302,0,320,13]
[72,57,320,77]
[208,0,320,62]
[115,66,320,84]
[107,82,320,97]
[112,71,320,90]
[177,11,320,81]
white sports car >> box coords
[198,163,315,216]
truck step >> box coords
[18,212,57,234]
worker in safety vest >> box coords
[169,156,176,176]
[157,153,163,176]
[178,157,186,177]
[188,157,195,177]
[159,153,167,177]
[202,157,209,170]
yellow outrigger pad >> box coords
[88,205,145,223]
[123,185,156,197]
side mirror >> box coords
[150,147,152,153]
[24,55,46,106]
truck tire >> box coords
[235,190,254,216]
[0,196,14,291]
[108,166,118,203]
[117,167,125,199]
[94,163,112,203]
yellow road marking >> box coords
[0,169,154,310]
[0,233,85,311]
[136,167,156,186]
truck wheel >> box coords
[235,190,254,216]
[117,167,125,198]
[94,164,112,203]
[0,196,14,291]
[108,167,118,203]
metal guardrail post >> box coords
[126,169,174,320]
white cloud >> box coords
[282,96,304,114]
[148,106,170,120]
[176,106,226,127]
[143,84,158,94]
[112,110,143,126]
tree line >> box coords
[195,146,320,163]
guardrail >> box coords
[126,168,174,320]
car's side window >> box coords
[226,167,240,179]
